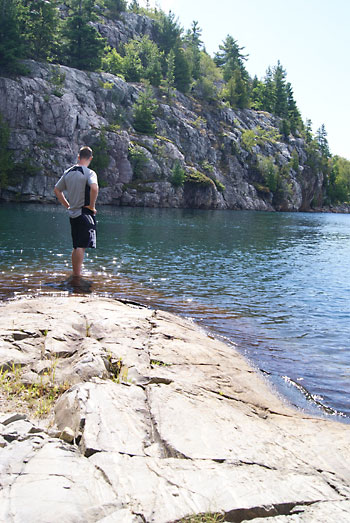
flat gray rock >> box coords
[0,296,349,522]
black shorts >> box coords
[70,208,96,249]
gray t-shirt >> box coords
[55,165,98,218]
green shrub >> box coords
[128,144,148,179]
[122,182,155,193]
[50,66,66,98]
[212,178,226,192]
[133,87,158,135]
[101,47,125,78]
[290,149,300,172]
[254,183,270,194]
[185,169,214,188]
[89,131,109,174]
[257,155,279,192]
[8,159,38,186]
[171,161,186,187]
[241,126,281,153]
[201,160,214,173]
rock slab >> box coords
[0,296,350,522]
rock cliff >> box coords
[0,49,324,211]
[0,296,350,522]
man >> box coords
[54,146,99,279]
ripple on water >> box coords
[1,204,350,422]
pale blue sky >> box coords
[141,0,349,160]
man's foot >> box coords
[65,275,93,293]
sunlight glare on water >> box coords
[0,203,350,421]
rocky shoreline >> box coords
[1,296,350,522]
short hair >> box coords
[78,146,93,160]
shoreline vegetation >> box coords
[1,295,350,521]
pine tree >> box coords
[156,11,182,55]
[102,47,124,76]
[133,86,158,135]
[0,0,24,72]
[184,21,202,80]
[273,61,288,118]
[316,124,330,158]
[129,0,140,13]
[193,51,222,102]
[250,76,266,110]
[20,0,60,61]
[214,35,249,82]
[136,36,162,87]
[163,48,175,99]
[173,46,191,93]
[222,69,250,109]
[304,119,313,143]
[104,0,127,19]
[123,40,143,82]
[286,82,302,134]
[262,66,275,113]
[59,0,106,71]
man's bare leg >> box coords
[72,248,85,277]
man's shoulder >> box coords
[64,164,84,176]
[85,167,98,183]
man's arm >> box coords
[84,183,99,214]
[54,187,70,210]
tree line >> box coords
[1,0,349,203]
[0,1,304,125]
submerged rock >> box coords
[0,296,349,522]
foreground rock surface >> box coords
[0,296,349,522]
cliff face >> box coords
[0,17,324,211]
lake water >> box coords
[1,203,349,422]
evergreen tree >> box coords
[162,48,175,99]
[222,69,250,109]
[0,0,24,72]
[214,35,249,82]
[133,86,158,135]
[316,124,330,158]
[286,82,302,134]
[273,61,288,118]
[184,20,202,80]
[123,40,144,82]
[121,37,162,86]
[173,45,191,93]
[304,118,313,143]
[104,0,127,19]
[327,156,350,203]
[128,0,140,13]
[20,0,60,61]
[156,11,182,55]
[193,51,222,102]
[102,46,124,77]
[59,0,105,71]
[250,76,266,110]
[262,66,275,113]
[136,36,162,87]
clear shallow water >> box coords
[1,203,350,421]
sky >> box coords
[140,0,349,160]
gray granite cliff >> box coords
[0,55,323,211]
